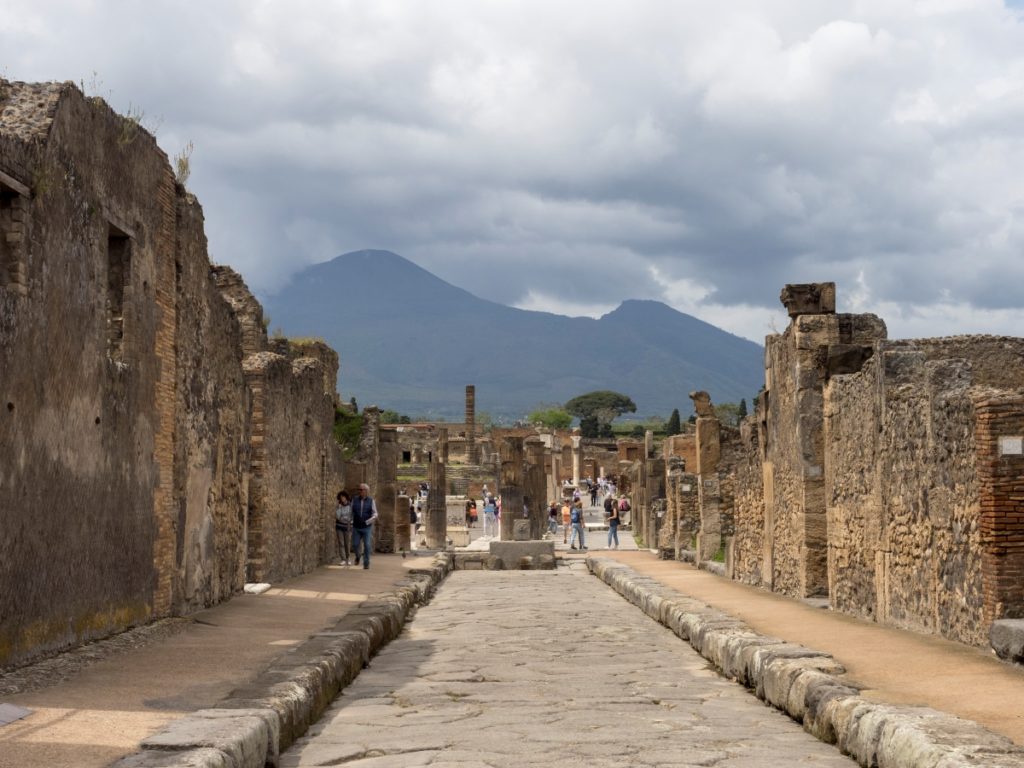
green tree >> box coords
[714,402,742,426]
[565,390,637,438]
[380,409,411,424]
[666,408,681,436]
[738,398,748,420]
[527,407,573,429]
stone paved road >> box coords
[282,567,855,768]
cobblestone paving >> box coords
[282,568,854,767]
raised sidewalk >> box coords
[0,555,450,768]
[592,550,1024,753]
[2,548,1022,768]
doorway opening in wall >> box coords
[107,224,131,362]
[0,186,26,293]
[402,451,412,463]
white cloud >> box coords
[2,0,1024,343]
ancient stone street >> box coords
[281,567,854,767]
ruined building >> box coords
[652,282,1024,649]
[0,80,368,667]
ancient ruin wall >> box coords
[825,337,1024,646]
[173,199,251,612]
[0,82,173,663]
[244,353,338,583]
[729,417,765,586]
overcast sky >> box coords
[3,0,1023,342]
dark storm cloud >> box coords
[4,0,1024,339]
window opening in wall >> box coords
[107,224,131,362]
[0,186,28,294]
[402,451,412,463]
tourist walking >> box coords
[618,495,631,527]
[561,500,572,543]
[606,496,620,549]
[547,502,559,535]
[589,484,598,506]
[335,490,353,564]
[483,495,498,537]
[465,497,477,528]
[351,483,378,569]
[569,499,586,550]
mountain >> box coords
[260,249,765,420]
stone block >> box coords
[111,749,231,768]
[141,713,268,768]
[780,283,835,317]
[512,519,531,541]
[489,540,554,563]
[446,526,470,547]
[989,619,1024,664]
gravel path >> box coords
[282,567,854,767]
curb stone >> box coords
[586,556,1024,768]
[112,554,453,768]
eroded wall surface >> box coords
[0,80,350,666]
[826,338,1024,646]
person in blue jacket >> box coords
[352,483,379,569]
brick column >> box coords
[376,429,398,553]
[976,394,1024,626]
[465,385,477,464]
[499,436,525,541]
[426,428,448,549]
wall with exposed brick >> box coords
[825,338,1024,646]
[0,80,351,666]
[728,417,764,585]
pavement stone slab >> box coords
[281,569,855,768]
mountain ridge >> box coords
[261,249,765,420]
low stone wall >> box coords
[114,554,453,768]
[587,557,1024,768]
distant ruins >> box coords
[2,78,1021,668]
[625,283,1024,650]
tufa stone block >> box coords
[780,282,836,318]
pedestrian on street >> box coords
[606,496,620,549]
[335,490,353,565]
[465,497,477,527]
[352,483,379,569]
[569,499,586,550]
[618,495,631,528]
[483,495,498,537]
[589,484,598,506]
[547,502,559,535]
[561,500,572,543]
[409,497,418,546]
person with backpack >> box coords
[569,499,586,550]
[618,495,631,528]
[351,483,379,569]
[335,490,353,565]
[606,495,620,550]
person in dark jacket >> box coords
[351,483,379,569]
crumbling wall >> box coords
[825,337,1024,646]
[172,200,251,612]
[729,417,764,585]
[0,80,352,666]
[0,81,173,664]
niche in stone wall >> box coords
[0,182,29,295]
[106,224,132,362]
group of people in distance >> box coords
[333,479,631,565]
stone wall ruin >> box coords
[0,80,354,666]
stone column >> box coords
[571,434,582,486]
[396,493,412,552]
[465,385,477,464]
[376,429,398,553]
[691,391,723,561]
[525,438,547,539]
[499,436,525,541]
[549,451,561,504]
[645,430,654,459]
[426,428,448,549]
